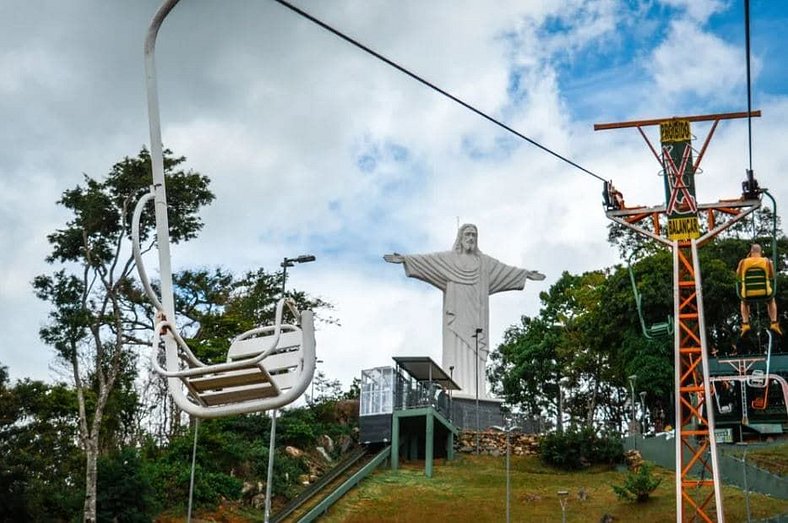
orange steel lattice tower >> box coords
[596,111,763,523]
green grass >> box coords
[729,441,788,477]
[321,454,788,523]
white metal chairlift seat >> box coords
[133,193,316,418]
[151,298,315,417]
[135,0,316,418]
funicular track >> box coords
[272,445,389,523]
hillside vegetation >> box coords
[322,454,788,523]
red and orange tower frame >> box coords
[597,111,762,523]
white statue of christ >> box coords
[384,224,545,398]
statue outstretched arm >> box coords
[526,270,546,281]
[384,253,405,264]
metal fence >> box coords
[629,435,787,500]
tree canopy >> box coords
[490,215,787,432]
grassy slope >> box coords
[322,454,788,523]
[729,442,788,477]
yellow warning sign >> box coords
[667,216,700,240]
[660,120,691,143]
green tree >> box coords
[0,366,84,520]
[32,148,214,522]
[490,270,619,429]
[493,211,787,434]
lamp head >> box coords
[282,254,316,267]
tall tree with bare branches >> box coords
[33,148,213,522]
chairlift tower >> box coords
[596,111,763,523]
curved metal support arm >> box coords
[132,191,164,312]
[144,0,182,320]
[763,189,778,295]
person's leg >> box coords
[767,299,777,322]
[768,299,782,334]
[740,301,751,334]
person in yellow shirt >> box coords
[737,243,781,335]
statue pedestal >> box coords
[448,395,504,430]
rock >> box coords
[241,481,263,498]
[318,434,335,454]
[285,445,303,458]
[316,446,332,462]
[624,449,644,471]
[334,399,360,424]
[339,434,354,454]
[251,493,266,510]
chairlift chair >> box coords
[133,0,316,418]
[627,264,674,341]
[711,382,733,415]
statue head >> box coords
[453,223,479,254]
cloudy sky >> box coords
[2,0,787,394]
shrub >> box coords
[612,462,662,502]
[539,427,623,470]
[97,448,158,522]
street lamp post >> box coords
[449,365,454,422]
[473,328,483,454]
[492,421,520,523]
[310,358,324,404]
[558,490,569,523]
[628,374,637,447]
[736,441,752,522]
[280,254,316,297]
[265,254,315,523]
[639,391,647,434]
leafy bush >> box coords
[612,462,662,502]
[97,448,158,522]
[539,427,623,470]
[593,431,626,465]
[144,460,242,510]
[277,408,317,447]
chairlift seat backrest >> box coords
[148,305,315,418]
[747,369,766,388]
[647,321,672,338]
[738,262,774,301]
[228,328,305,392]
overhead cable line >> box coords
[744,0,754,172]
[271,0,606,183]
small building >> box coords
[359,356,460,477]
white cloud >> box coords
[1,0,787,397]
[650,20,745,102]
[657,0,727,23]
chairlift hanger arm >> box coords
[144,0,182,321]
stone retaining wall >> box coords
[456,431,540,456]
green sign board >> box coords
[660,120,700,241]
[713,428,733,443]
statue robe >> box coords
[399,251,528,397]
